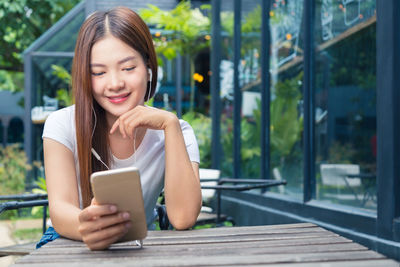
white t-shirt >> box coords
[42,105,200,227]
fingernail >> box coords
[109,205,117,212]
[122,212,130,219]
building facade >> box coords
[210,0,400,260]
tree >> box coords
[139,1,211,111]
[0,0,80,92]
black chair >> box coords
[0,177,287,231]
[197,177,287,226]
[155,176,287,229]
[0,194,48,234]
[0,194,48,257]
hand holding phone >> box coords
[90,167,147,242]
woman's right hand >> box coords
[78,198,131,250]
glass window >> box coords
[219,0,235,177]
[32,56,72,106]
[7,117,24,144]
[268,0,305,199]
[240,1,262,178]
[38,10,85,52]
[0,120,3,145]
[314,0,376,211]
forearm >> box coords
[49,201,82,241]
[163,118,202,229]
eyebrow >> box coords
[90,56,137,67]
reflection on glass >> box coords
[38,10,85,52]
[315,0,376,211]
[268,0,305,199]
[238,1,262,178]
[219,1,235,177]
[270,0,303,69]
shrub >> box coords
[0,143,31,195]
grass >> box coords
[12,228,42,243]
[193,221,234,229]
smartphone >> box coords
[90,166,147,242]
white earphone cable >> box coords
[91,106,138,169]
[91,106,110,170]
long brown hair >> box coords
[72,7,158,208]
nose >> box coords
[107,71,124,91]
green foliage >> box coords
[193,220,233,229]
[51,64,73,107]
[0,0,80,71]
[270,72,303,159]
[241,5,261,33]
[221,11,234,36]
[31,177,48,218]
[220,113,262,178]
[219,73,303,178]
[0,0,80,93]
[182,111,212,168]
[140,1,211,111]
[0,144,31,195]
[0,70,24,92]
[51,64,71,85]
[12,227,43,242]
[140,1,210,60]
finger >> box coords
[87,212,130,233]
[79,211,130,240]
[118,117,128,138]
[84,221,131,250]
[124,118,139,139]
[79,204,117,222]
[110,119,119,135]
[87,232,123,251]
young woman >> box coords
[39,7,201,250]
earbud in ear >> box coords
[148,68,153,81]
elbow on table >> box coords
[169,213,199,230]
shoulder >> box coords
[178,119,196,135]
[42,105,76,151]
[45,105,75,125]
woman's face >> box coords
[90,35,149,124]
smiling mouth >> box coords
[108,93,131,104]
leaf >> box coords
[139,1,210,61]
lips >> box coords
[107,93,131,104]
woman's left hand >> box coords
[110,105,178,138]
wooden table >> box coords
[12,223,398,266]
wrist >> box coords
[162,113,179,130]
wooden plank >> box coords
[144,224,330,239]
[252,259,399,267]
[14,236,375,263]
[39,225,334,248]
[28,235,353,260]
[37,224,323,247]
[36,231,338,248]
[14,250,387,266]
[0,242,35,256]
[13,224,398,266]
[138,235,351,248]
[13,259,399,267]
[21,242,368,260]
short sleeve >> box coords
[179,120,200,164]
[42,106,75,153]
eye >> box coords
[91,71,105,76]
[124,66,136,71]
